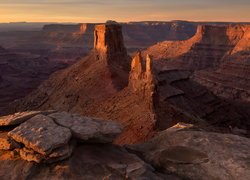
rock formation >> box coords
[0,111,122,163]
[12,22,130,113]
[94,22,130,70]
[0,111,178,179]
[12,23,250,144]
[127,123,250,180]
[142,25,250,71]
[129,52,156,103]
[0,111,250,179]
[192,26,250,102]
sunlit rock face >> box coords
[94,23,129,70]
[129,52,156,102]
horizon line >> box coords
[1,20,250,24]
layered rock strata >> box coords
[142,25,250,71]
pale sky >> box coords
[0,0,249,23]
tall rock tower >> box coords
[94,22,129,70]
[129,51,156,109]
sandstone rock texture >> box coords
[143,25,249,70]
[142,25,250,103]
[0,111,176,179]
[0,111,123,164]
[1,114,249,180]
[8,114,72,155]
[49,112,122,143]
[129,52,156,104]
[192,25,250,102]
[94,22,130,72]
[128,123,250,180]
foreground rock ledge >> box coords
[127,123,250,180]
[0,112,250,179]
[0,111,123,164]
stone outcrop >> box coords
[0,111,123,164]
[8,114,72,156]
[49,112,122,143]
[0,111,174,179]
[127,123,250,180]
[1,114,249,179]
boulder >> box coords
[8,114,71,155]
[128,124,250,180]
[49,112,122,143]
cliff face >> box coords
[129,52,156,109]
[142,24,250,104]
[193,25,250,102]
[142,25,250,71]
[94,23,129,70]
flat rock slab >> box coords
[130,127,250,180]
[49,112,122,143]
[8,114,71,155]
[0,111,42,126]
[0,110,57,126]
